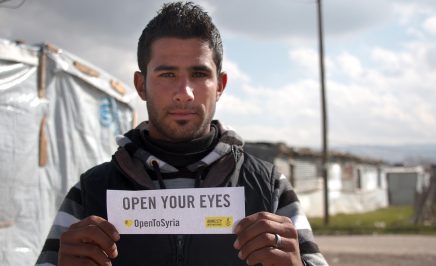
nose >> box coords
[174,79,194,102]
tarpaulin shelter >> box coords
[0,39,136,265]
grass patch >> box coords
[309,206,436,235]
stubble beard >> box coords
[147,101,215,142]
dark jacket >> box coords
[36,121,328,266]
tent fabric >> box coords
[0,39,135,266]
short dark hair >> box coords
[137,1,223,75]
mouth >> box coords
[168,110,197,119]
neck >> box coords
[141,123,219,168]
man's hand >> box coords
[233,212,303,266]
[58,215,120,266]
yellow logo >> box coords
[205,216,233,228]
[124,219,134,228]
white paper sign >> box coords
[107,187,245,234]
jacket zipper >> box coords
[176,235,184,266]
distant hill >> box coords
[333,143,436,165]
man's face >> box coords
[134,37,227,142]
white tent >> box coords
[0,39,136,265]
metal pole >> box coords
[316,0,329,225]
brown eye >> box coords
[160,72,175,78]
[192,72,207,78]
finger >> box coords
[59,243,111,265]
[234,214,296,249]
[69,215,102,229]
[59,255,99,266]
[61,224,118,259]
[235,212,289,234]
[238,233,298,260]
[244,246,287,266]
[70,216,120,242]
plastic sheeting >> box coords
[0,39,136,265]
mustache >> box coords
[166,103,202,113]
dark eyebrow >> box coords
[153,65,178,72]
[191,65,212,72]
[153,65,213,73]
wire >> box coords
[0,0,26,9]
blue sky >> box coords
[2,0,436,148]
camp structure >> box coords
[0,38,136,265]
[244,142,389,217]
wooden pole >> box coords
[38,45,46,98]
[316,0,329,225]
[38,45,48,167]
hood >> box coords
[112,120,244,189]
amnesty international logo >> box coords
[124,219,134,228]
[205,216,233,228]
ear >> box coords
[216,72,227,101]
[134,71,147,101]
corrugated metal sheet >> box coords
[292,160,319,192]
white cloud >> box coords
[325,41,436,145]
[222,59,250,83]
[210,0,396,41]
[337,52,363,78]
[219,33,436,146]
[289,48,319,75]
[218,74,324,147]
[288,48,335,78]
[423,16,436,35]
[392,2,430,25]
[370,48,414,75]
[217,93,261,116]
[3,0,436,147]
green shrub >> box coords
[309,206,436,235]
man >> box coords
[37,2,328,265]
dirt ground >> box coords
[315,235,436,266]
[323,252,436,266]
